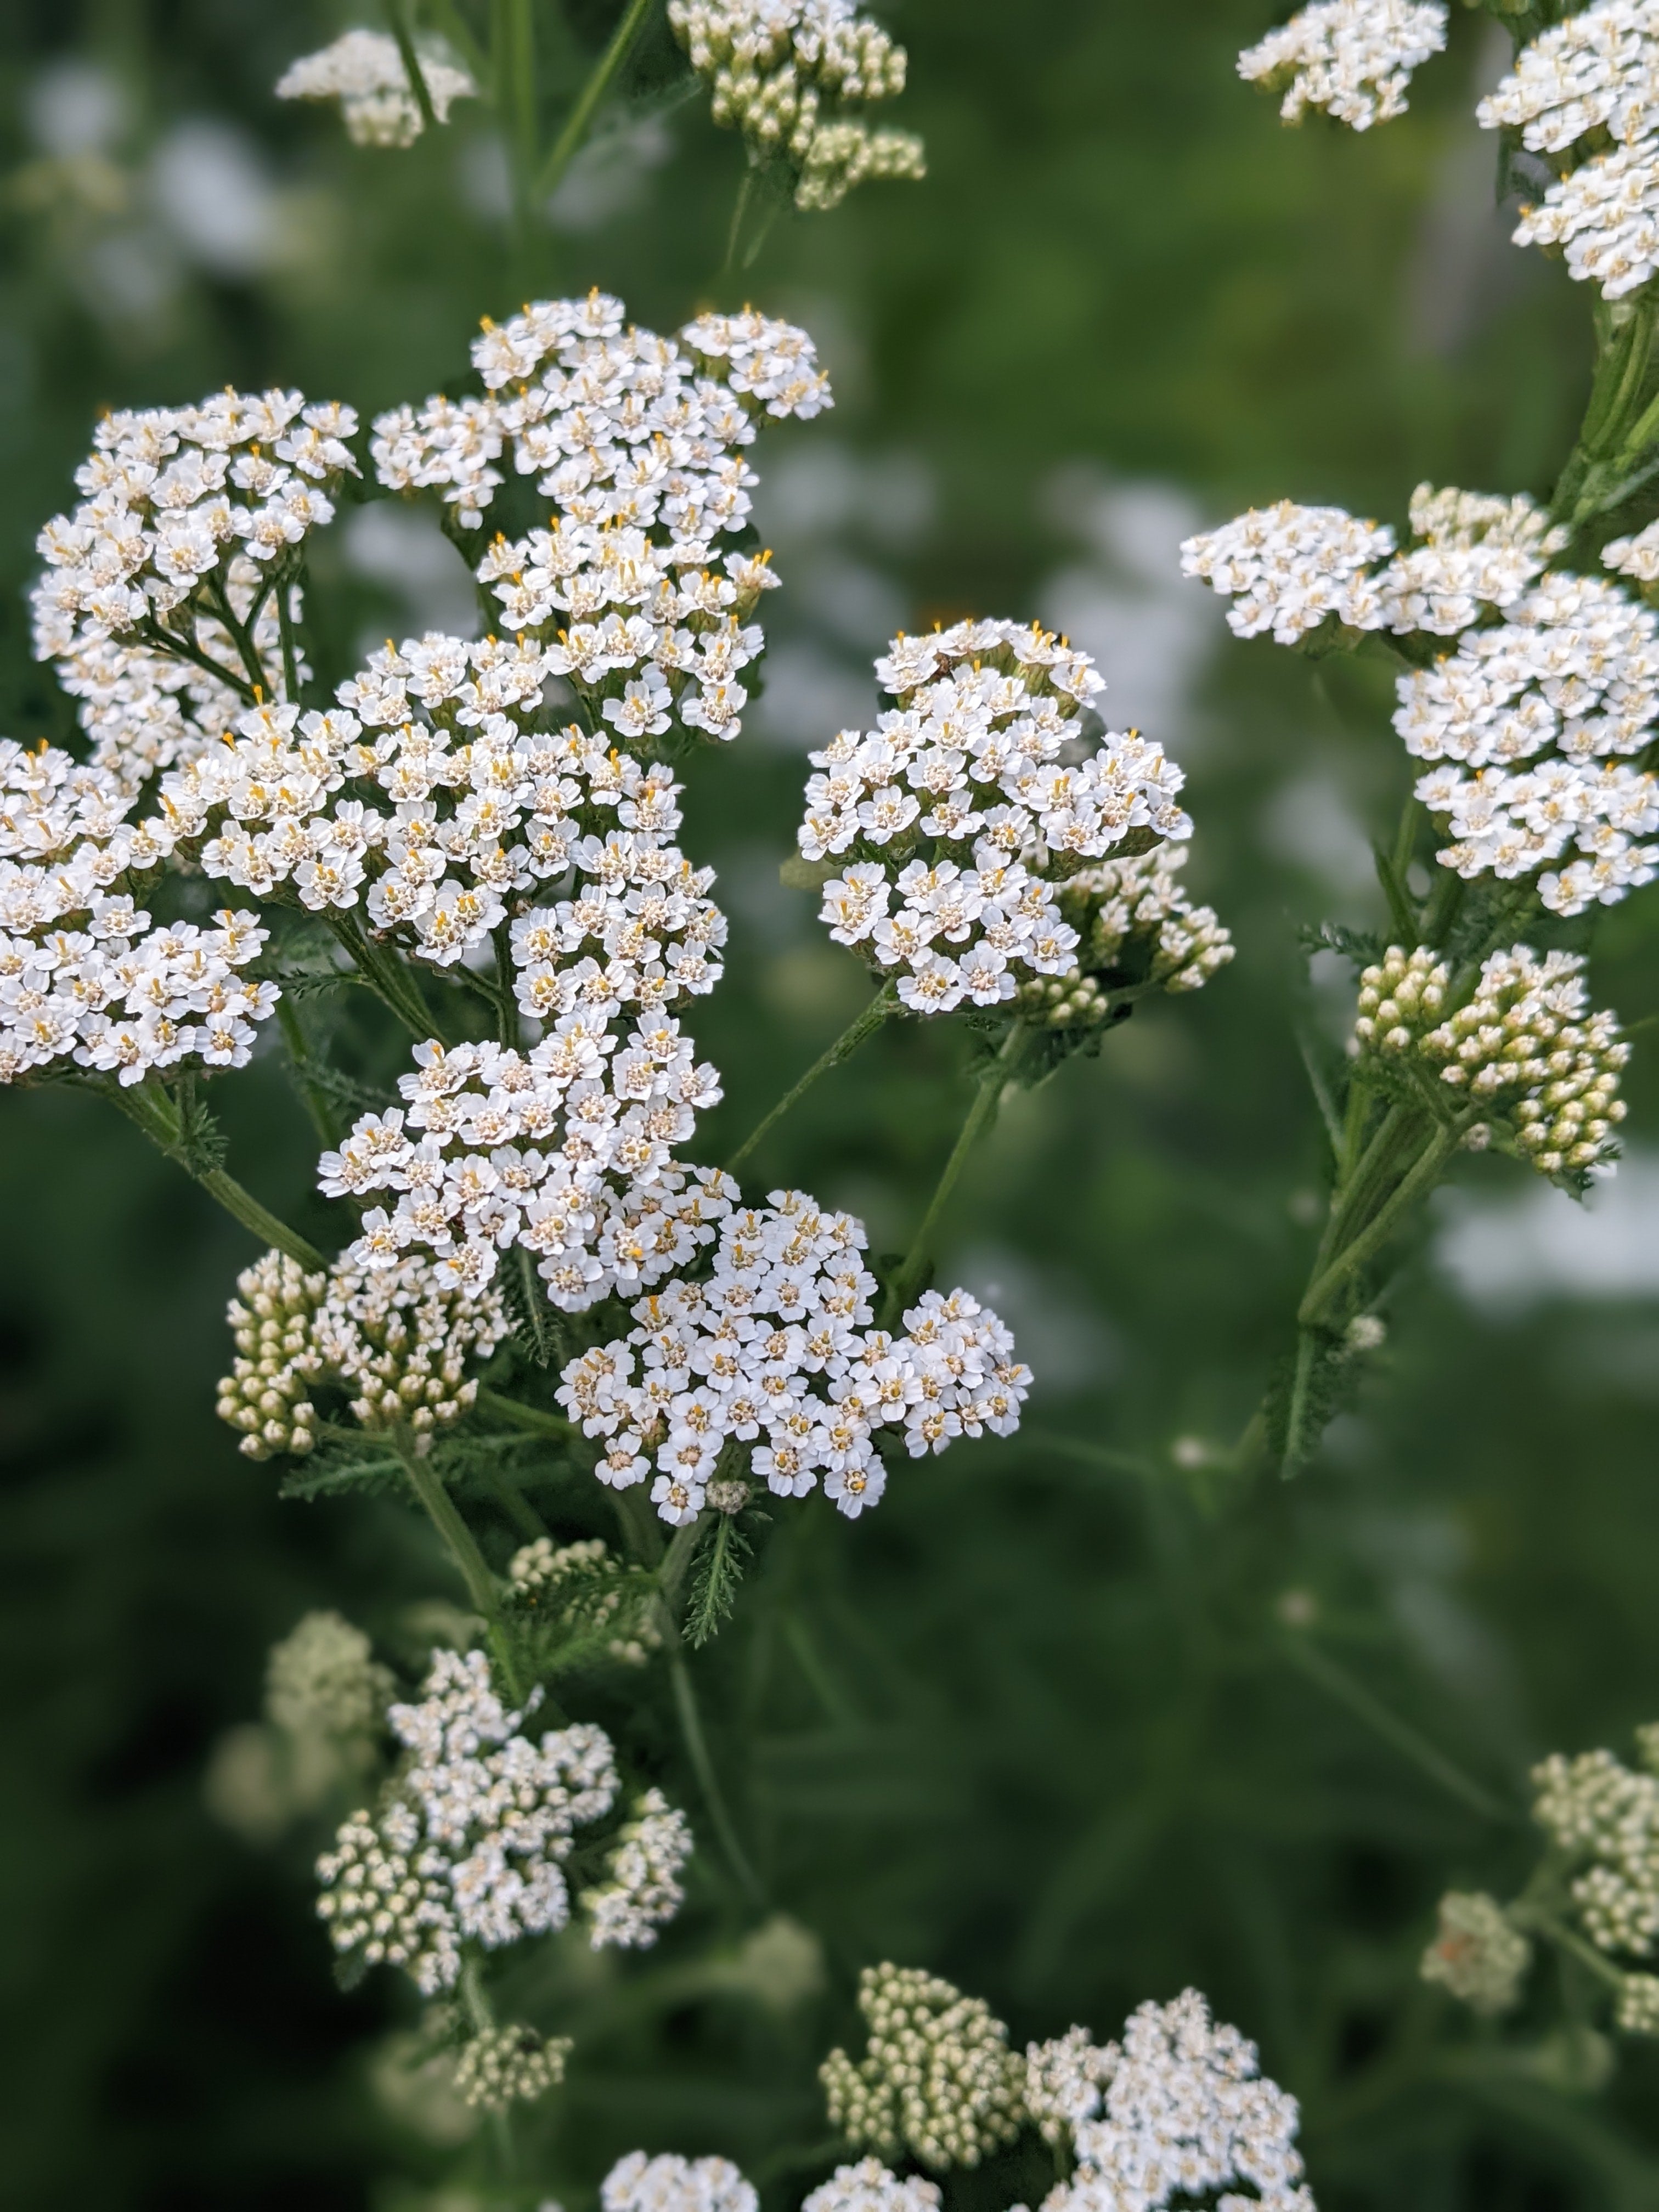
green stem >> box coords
[276,998,339,1147]
[207,577,272,694]
[667,1635,766,1906]
[1298,1118,1466,1326]
[324,913,444,1043]
[394,1432,528,1703]
[386,0,439,132]
[536,0,658,199]
[134,617,257,704]
[1279,1633,1516,1821]
[476,1386,582,1444]
[103,1081,328,1269]
[724,983,898,1174]
[426,0,488,80]
[1517,1908,1630,1994]
[276,575,303,707]
[723,160,759,276]
[883,1023,1034,1323]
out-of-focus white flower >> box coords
[803,2161,940,2212]
[1238,0,1447,129]
[276,30,477,150]
[602,2151,757,2212]
[1420,1892,1532,2015]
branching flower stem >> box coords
[385,0,439,133]
[393,1430,529,1706]
[724,981,899,1175]
[882,1021,1035,1324]
[537,0,659,200]
[102,1078,328,1269]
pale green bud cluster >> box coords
[217,1248,509,1458]
[505,1536,661,1667]
[1020,845,1233,1030]
[1419,1891,1532,2016]
[216,1249,328,1457]
[1353,944,1628,1176]
[668,0,924,212]
[451,2023,572,2112]
[205,1608,392,1844]
[821,1963,1026,2169]
[1534,1739,1659,1958]
[267,1609,395,1742]
[1616,1973,1659,2036]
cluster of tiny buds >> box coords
[216,1246,509,1457]
[1238,0,1447,131]
[276,30,477,148]
[820,1963,1026,2169]
[265,1609,394,1747]
[668,0,924,211]
[1352,945,1629,1178]
[506,1537,662,1667]
[1533,1726,1659,1961]
[450,2021,571,2112]
[1617,1974,1659,2036]
[579,1787,695,1949]
[1419,1892,1533,2016]
[1017,845,1233,1029]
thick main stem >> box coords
[884,1025,1034,1323]
[724,983,897,1174]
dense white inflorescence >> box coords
[215,1245,510,1457]
[1033,1990,1314,2212]
[1533,1728,1659,1960]
[1025,2026,1119,2148]
[31,387,358,782]
[580,1787,694,1948]
[1477,1,1659,297]
[800,620,1191,1017]
[602,2152,758,2212]
[161,677,727,981]
[1019,845,1234,1032]
[1603,517,1659,582]
[315,1649,622,1994]
[1182,494,1659,915]
[1238,0,1447,129]
[803,2162,942,2212]
[820,1963,1028,2169]
[275,29,478,148]
[557,1188,1030,1524]
[1,737,276,1087]
[668,0,925,210]
[1352,944,1629,1177]
[318,1052,726,1310]
[1419,1891,1533,2015]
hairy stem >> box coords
[394,1432,527,1703]
[724,982,898,1174]
[883,1023,1034,1323]
[476,1386,582,1445]
[537,0,658,199]
[103,1080,328,1269]
[1279,1632,1516,1820]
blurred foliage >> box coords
[4,2,1659,2209]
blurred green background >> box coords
[4,2,1659,2207]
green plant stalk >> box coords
[476,1386,581,1444]
[276,998,340,1148]
[1298,1116,1468,1327]
[883,1023,1034,1323]
[536,0,658,199]
[385,0,439,132]
[206,575,273,693]
[459,1955,517,2175]
[394,1432,528,1703]
[722,160,759,275]
[724,982,898,1173]
[426,0,488,80]
[324,913,443,1043]
[104,1080,328,1269]
[1515,1907,1631,1995]
[666,1633,766,1906]
[135,617,258,704]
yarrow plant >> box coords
[14,1,1659,2205]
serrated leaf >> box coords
[280,1453,404,1501]
[685,1511,763,1648]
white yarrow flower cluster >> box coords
[1034,1991,1313,2212]
[1533,1728,1659,1959]
[1020,845,1234,1032]
[1419,1892,1533,2016]
[275,30,477,149]
[1,737,276,1087]
[1399,573,1659,913]
[1603,517,1659,582]
[315,1649,619,1994]
[1238,0,1447,130]
[215,1245,510,1459]
[163,673,727,985]
[602,2152,758,2212]
[31,387,358,781]
[1181,485,1563,647]
[579,1787,693,1949]
[668,0,925,210]
[803,620,1190,1017]
[1025,2027,1119,2148]
[803,2162,941,2212]
[1477,1,1659,297]
[320,1041,725,1310]
[558,1189,1030,1525]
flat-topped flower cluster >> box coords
[1238,0,1447,131]
[276,29,477,148]
[32,386,357,782]
[1182,490,1659,916]
[1478,0,1659,298]
[557,1187,1030,1523]
[800,620,1192,1016]
[316,1648,631,1994]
